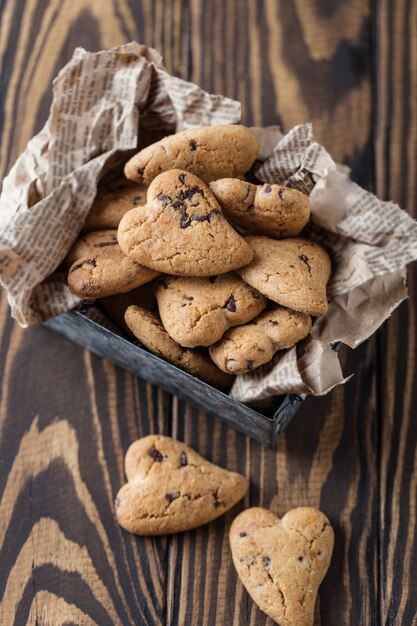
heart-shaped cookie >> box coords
[229,507,334,626]
[66,230,159,298]
[209,307,312,373]
[117,170,254,276]
[155,273,267,347]
[210,179,310,238]
[237,236,331,316]
[115,435,249,535]
[124,124,259,184]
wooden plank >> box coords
[373,0,417,623]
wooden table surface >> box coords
[1,1,416,624]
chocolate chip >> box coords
[178,186,201,202]
[180,451,188,467]
[262,556,271,569]
[269,320,279,326]
[171,200,185,212]
[165,491,180,503]
[298,556,304,562]
[318,551,322,556]
[189,139,197,151]
[278,187,285,200]
[137,167,144,176]
[189,210,220,226]
[239,531,247,537]
[299,254,311,272]
[246,360,255,370]
[181,296,194,307]
[180,210,221,229]
[148,447,164,462]
[93,239,118,248]
[225,295,237,312]
[132,195,144,205]
[70,258,97,272]
[263,185,272,193]
[179,173,186,184]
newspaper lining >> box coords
[1,42,416,400]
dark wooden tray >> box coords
[45,310,306,446]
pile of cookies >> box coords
[115,434,335,626]
[66,125,331,389]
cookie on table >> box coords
[115,434,249,535]
[155,273,267,347]
[229,507,334,626]
[237,236,331,317]
[124,305,233,389]
[124,124,259,185]
[210,179,310,237]
[84,178,148,231]
[209,307,311,374]
[66,230,159,299]
[118,170,253,276]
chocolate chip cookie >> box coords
[209,307,312,374]
[117,170,253,276]
[230,507,334,626]
[237,236,331,316]
[210,179,310,237]
[124,124,259,185]
[115,435,249,535]
[155,273,267,347]
[66,230,159,299]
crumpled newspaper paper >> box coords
[1,42,416,401]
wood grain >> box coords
[0,0,415,625]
